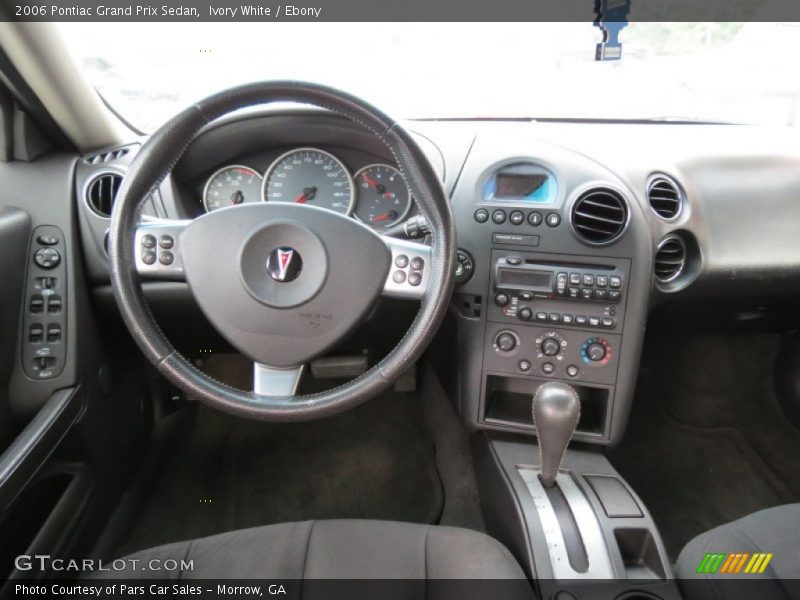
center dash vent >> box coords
[86,173,123,217]
[647,176,683,220]
[654,235,687,283]
[570,187,628,244]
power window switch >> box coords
[33,356,57,372]
[47,295,62,313]
[46,324,62,342]
[29,324,44,343]
[30,294,45,313]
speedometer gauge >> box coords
[203,165,263,213]
[353,164,412,227]
[262,148,354,215]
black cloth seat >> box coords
[96,519,532,596]
[676,504,800,599]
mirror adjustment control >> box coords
[34,247,61,269]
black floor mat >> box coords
[609,334,800,561]
[118,381,443,555]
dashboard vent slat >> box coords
[654,236,687,282]
[647,176,683,220]
[570,188,628,244]
[84,147,130,165]
[86,173,123,217]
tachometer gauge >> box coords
[203,165,263,213]
[262,148,354,215]
[353,164,412,228]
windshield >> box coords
[58,22,800,131]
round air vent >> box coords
[647,175,683,220]
[570,187,628,244]
[654,235,687,283]
[86,172,123,217]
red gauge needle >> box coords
[372,211,398,223]
[362,173,378,188]
[294,193,308,204]
[295,186,317,204]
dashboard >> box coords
[60,109,800,446]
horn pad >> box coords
[180,203,391,367]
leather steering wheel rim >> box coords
[108,81,456,421]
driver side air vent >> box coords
[654,235,687,283]
[647,176,683,220]
[571,188,628,244]
[86,172,123,217]
[83,147,130,165]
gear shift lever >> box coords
[532,382,580,487]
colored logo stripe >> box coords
[697,552,774,574]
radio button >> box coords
[589,317,601,327]
[602,318,615,328]
[562,314,574,324]
[494,293,510,306]
[528,211,543,226]
[582,274,595,286]
[569,273,581,285]
[536,311,548,322]
[569,287,580,298]
[492,210,507,224]
[581,288,593,300]
[610,275,622,289]
[546,213,561,227]
[519,291,533,301]
[575,315,588,326]
[548,313,561,323]
[555,272,568,296]
[594,289,608,301]
[506,256,522,265]
[609,290,621,302]
[474,209,489,223]
[596,275,609,287]
[509,210,525,225]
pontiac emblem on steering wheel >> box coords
[266,247,302,282]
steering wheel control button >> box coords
[34,247,61,269]
[159,251,174,266]
[474,208,489,223]
[546,213,561,227]
[141,251,157,265]
[492,209,507,224]
[410,256,425,271]
[528,211,543,226]
[494,293,510,307]
[37,234,59,246]
[566,365,579,378]
[159,235,175,249]
[266,246,303,283]
[395,254,409,268]
[392,270,407,284]
[509,210,525,225]
[408,272,422,286]
[518,360,531,372]
[141,234,157,249]
[542,362,555,375]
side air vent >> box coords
[86,172,123,217]
[654,235,687,283]
[647,175,683,220]
[84,147,130,165]
[570,187,628,244]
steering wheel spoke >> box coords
[253,363,305,397]
[380,236,432,300]
[134,219,190,280]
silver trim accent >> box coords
[253,363,305,396]
[567,182,631,247]
[202,164,263,213]
[654,234,687,284]
[380,236,431,300]
[261,147,356,215]
[134,220,190,280]
[352,163,413,228]
[646,173,685,222]
[518,468,615,580]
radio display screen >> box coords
[498,268,553,291]
[495,173,548,198]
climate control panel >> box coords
[486,325,620,386]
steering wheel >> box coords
[108,82,455,421]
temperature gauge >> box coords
[353,164,412,228]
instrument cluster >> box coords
[201,147,415,230]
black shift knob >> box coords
[532,382,581,487]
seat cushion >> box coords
[94,519,530,587]
[676,504,800,599]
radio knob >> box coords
[495,331,518,353]
[586,342,606,362]
[518,307,533,321]
[494,292,510,307]
[541,337,561,357]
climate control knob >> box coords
[581,337,612,365]
[494,330,520,353]
[541,337,561,357]
[586,342,606,362]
